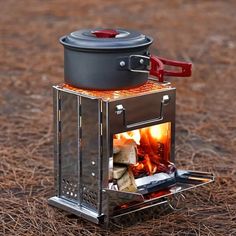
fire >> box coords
[149,123,168,142]
[115,123,170,146]
[114,122,173,178]
[116,129,141,145]
[144,154,157,175]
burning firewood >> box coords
[143,154,157,175]
[113,165,127,179]
[139,129,163,161]
[113,139,137,165]
[151,142,165,159]
[131,162,146,178]
[117,168,137,192]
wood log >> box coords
[113,139,137,165]
[113,165,127,179]
[117,168,137,192]
[113,139,122,154]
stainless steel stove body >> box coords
[48,81,214,224]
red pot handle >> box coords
[150,55,192,82]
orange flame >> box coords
[149,123,169,142]
[115,123,170,145]
[114,122,171,177]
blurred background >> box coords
[1,0,235,235]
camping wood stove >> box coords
[48,80,214,224]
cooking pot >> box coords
[60,28,192,90]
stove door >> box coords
[108,88,176,134]
[103,170,214,218]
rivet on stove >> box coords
[140,58,144,64]
[91,161,96,166]
[119,61,126,67]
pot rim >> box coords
[59,35,153,51]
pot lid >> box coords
[60,28,153,50]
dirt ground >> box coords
[1,0,236,235]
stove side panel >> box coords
[53,87,60,197]
[80,97,101,213]
[59,91,79,202]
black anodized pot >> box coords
[60,28,192,90]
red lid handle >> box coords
[91,29,118,38]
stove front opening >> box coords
[110,122,175,194]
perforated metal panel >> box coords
[82,187,98,209]
[61,178,78,201]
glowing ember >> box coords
[62,81,170,101]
